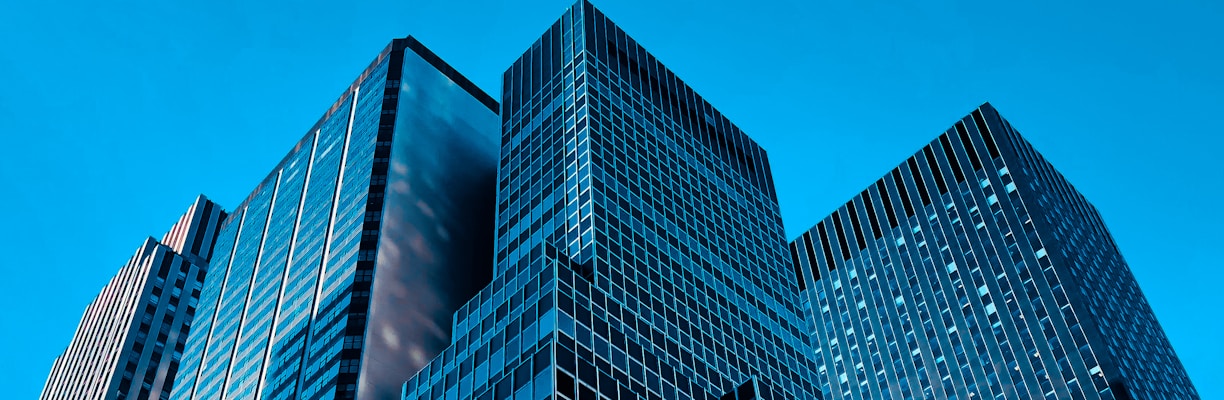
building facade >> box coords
[791,103,1198,399]
[168,37,500,400]
[41,195,226,400]
[401,2,819,399]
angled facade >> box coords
[791,103,1198,399]
[401,2,819,400]
[41,195,226,400]
[168,37,500,400]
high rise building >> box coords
[790,103,1198,399]
[401,2,819,399]
[168,38,500,400]
[40,195,226,400]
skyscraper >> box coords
[401,2,819,399]
[168,37,500,400]
[790,103,1198,399]
[40,195,226,400]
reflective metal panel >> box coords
[357,44,499,400]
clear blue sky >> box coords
[2,0,1220,397]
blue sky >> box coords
[2,0,1220,397]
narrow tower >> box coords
[41,195,226,400]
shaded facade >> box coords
[401,2,819,399]
[168,37,499,400]
[791,103,1198,399]
[41,195,226,400]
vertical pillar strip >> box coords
[186,210,247,400]
[253,127,320,400]
[295,86,360,396]
[219,170,282,399]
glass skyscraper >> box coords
[401,2,818,399]
[790,103,1198,399]
[41,195,226,400]
[168,37,500,400]
[44,3,1202,400]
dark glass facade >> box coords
[791,103,1198,399]
[41,195,226,400]
[168,38,499,400]
[401,2,818,399]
